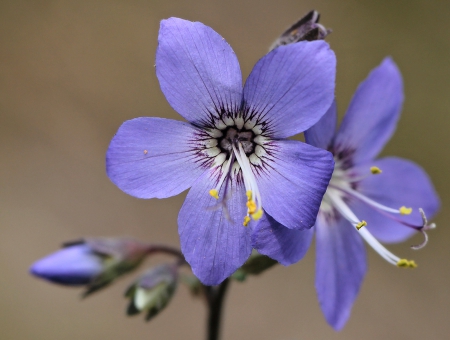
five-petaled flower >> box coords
[106,17,336,285]
[252,58,440,330]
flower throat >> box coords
[205,118,267,226]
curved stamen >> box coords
[327,191,417,268]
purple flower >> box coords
[252,58,440,330]
[30,243,103,285]
[30,238,150,295]
[106,17,336,285]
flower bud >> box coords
[30,243,103,285]
[30,237,150,296]
[125,264,178,321]
[270,10,331,51]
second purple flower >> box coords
[106,17,336,285]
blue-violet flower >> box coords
[252,58,440,330]
[106,17,336,285]
[30,243,104,286]
[30,238,150,295]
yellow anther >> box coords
[408,260,418,268]
[399,206,412,215]
[370,166,382,174]
[246,200,257,214]
[397,259,408,267]
[397,259,417,268]
[246,191,252,201]
[251,209,263,221]
[356,220,367,230]
[243,216,251,226]
[209,189,219,199]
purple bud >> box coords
[30,244,103,285]
[30,237,151,295]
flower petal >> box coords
[178,171,252,285]
[333,58,403,164]
[258,140,334,230]
[243,40,336,138]
[106,117,204,199]
[351,157,440,243]
[305,100,337,149]
[30,245,103,285]
[315,214,367,331]
[251,213,313,265]
[156,18,243,127]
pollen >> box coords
[399,206,412,215]
[356,220,367,230]
[370,166,382,174]
[396,259,418,268]
[246,200,257,214]
[143,149,148,155]
[246,190,252,201]
[251,209,263,220]
[209,189,219,199]
[243,216,251,226]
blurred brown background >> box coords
[1,0,449,339]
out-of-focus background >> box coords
[1,0,449,339]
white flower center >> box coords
[202,117,269,226]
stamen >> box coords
[246,200,257,214]
[399,206,412,215]
[246,191,252,201]
[330,184,411,215]
[206,153,238,222]
[209,189,219,199]
[329,161,436,254]
[208,156,233,199]
[370,166,382,174]
[327,192,417,268]
[396,259,418,268]
[356,220,367,230]
[243,216,251,226]
[232,142,264,224]
[251,209,263,220]
[343,166,383,183]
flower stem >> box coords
[145,244,186,264]
[207,278,231,340]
